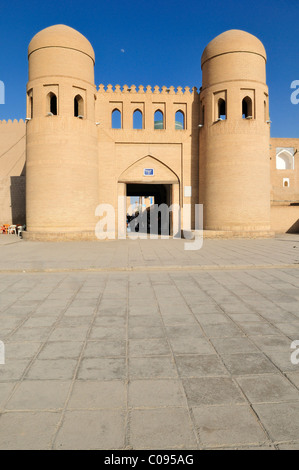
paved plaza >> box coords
[0,234,299,449]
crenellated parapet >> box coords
[0,119,25,126]
[97,84,199,96]
[95,84,200,132]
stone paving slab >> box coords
[0,233,299,272]
[0,236,299,449]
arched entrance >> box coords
[117,156,180,236]
[127,183,172,234]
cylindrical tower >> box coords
[26,24,98,239]
[199,30,271,233]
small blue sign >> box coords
[144,168,154,176]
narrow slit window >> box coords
[133,109,143,129]
[30,96,33,118]
[218,99,226,120]
[111,109,121,128]
[74,95,84,117]
[154,110,164,129]
[242,96,252,118]
[28,93,33,119]
[175,110,185,129]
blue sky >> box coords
[0,0,298,137]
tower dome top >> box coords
[28,24,95,63]
[201,29,266,67]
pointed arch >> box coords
[218,98,226,119]
[276,149,294,170]
[118,155,180,184]
[74,94,84,117]
[133,109,143,129]
[154,110,164,129]
[242,96,253,118]
[47,92,57,115]
[175,110,185,129]
[112,108,121,128]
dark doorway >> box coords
[126,183,172,235]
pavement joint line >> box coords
[1,263,299,274]
[122,271,130,449]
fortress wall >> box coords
[96,84,199,230]
[270,137,299,203]
[1,25,299,239]
[271,205,299,233]
[0,120,26,225]
[270,138,299,233]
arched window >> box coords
[218,98,226,120]
[175,110,185,129]
[242,96,253,118]
[154,110,164,129]
[74,95,84,117]
[133,109,143,129]
[47,92,57,115]
[111,109,121,129]
[276,150,294,170]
